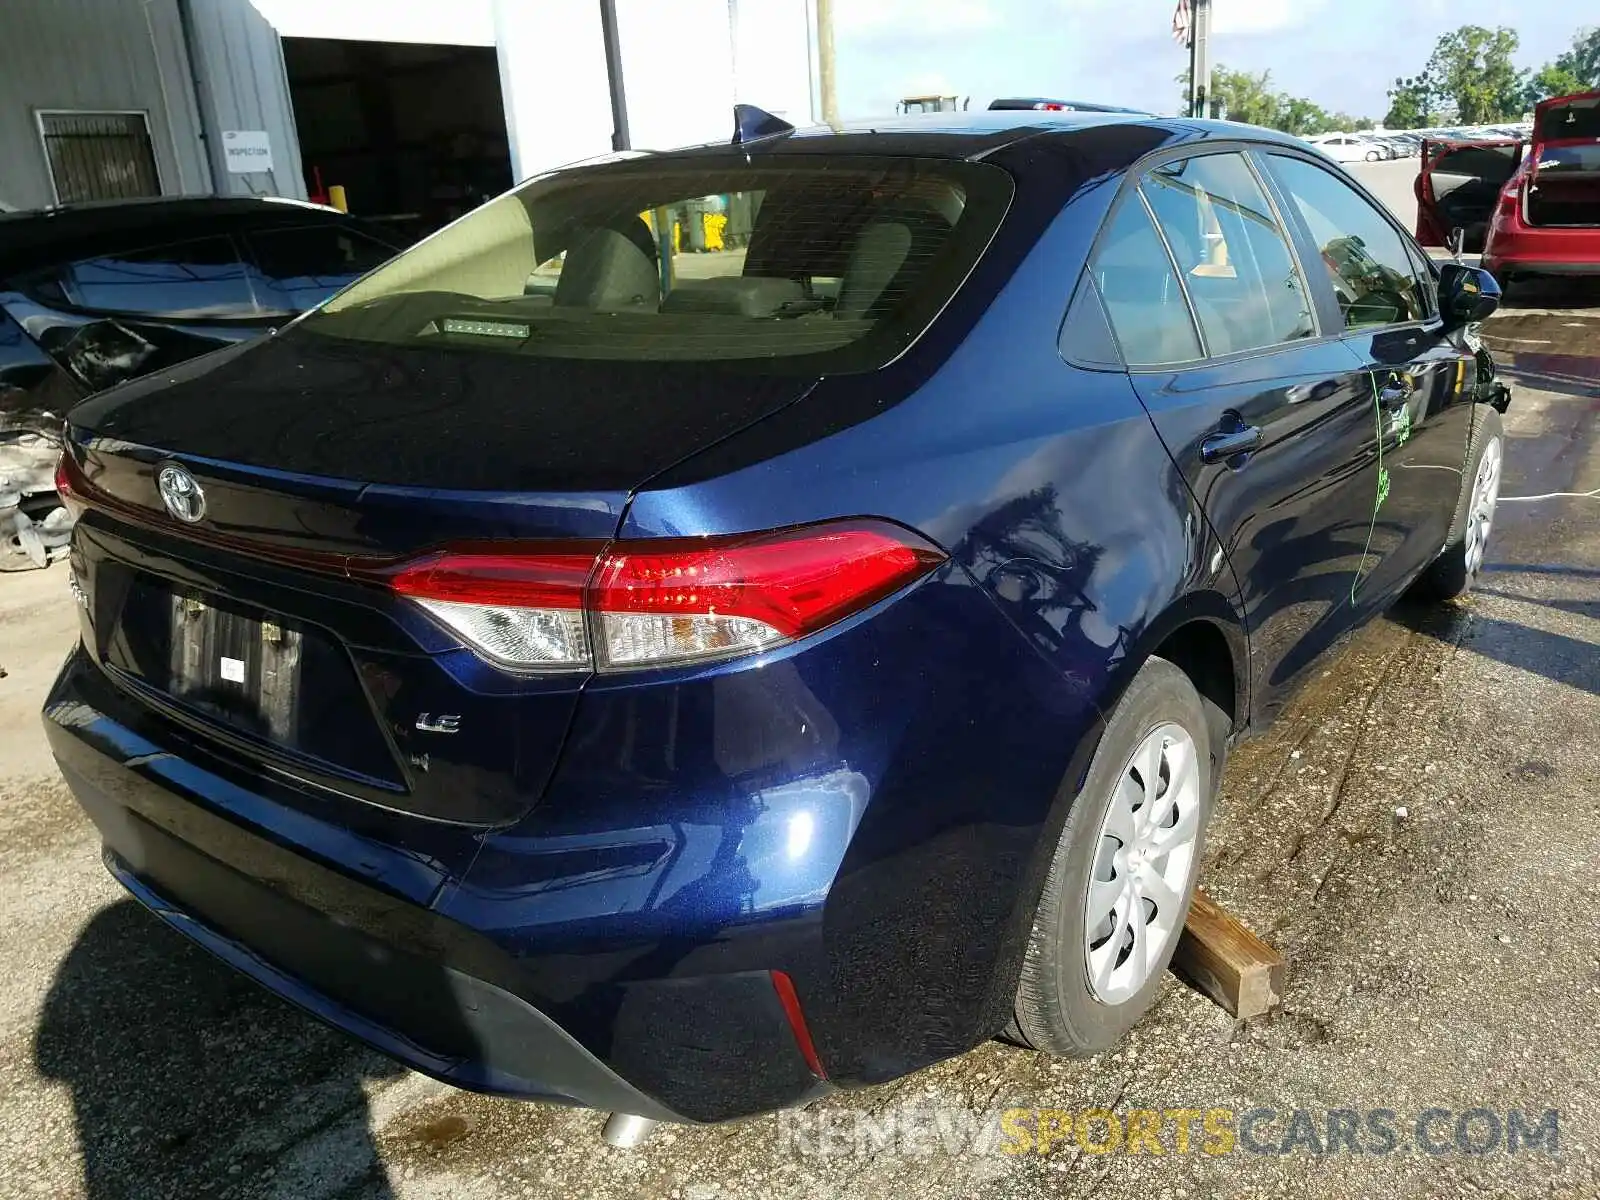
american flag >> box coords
[1172,0,1191,44]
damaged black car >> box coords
[1,196,400,569]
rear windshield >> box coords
[303,156,1011,372]
[1537,144,1600,173]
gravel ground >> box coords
[0,304,1596,1200]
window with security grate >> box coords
[39,111,160,205]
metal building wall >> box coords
[181,0,308,201]
[0,0,211,211]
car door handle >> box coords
[1200,423,1263,463]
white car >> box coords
[1307,133,1388,163]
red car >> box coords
[1416,91,1600,287]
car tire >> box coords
[1365,149,1381,161]
[1009,656,1218,1057]
[1409,406,1504,603]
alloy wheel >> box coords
[1082,723,1202,1005]
[1463,436,1503,576]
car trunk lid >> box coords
[1526,91,1600,229]
[63,332,818,829]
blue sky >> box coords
[832,0,1582,122]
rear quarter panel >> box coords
[494,174,1250,1082]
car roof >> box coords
[640,110,1311,166]
[0,195,381,276]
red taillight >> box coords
[392,550,595,611]
[55,450,88,520]
[387,520,945,673]
[591,522,944,668]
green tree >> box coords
[1276,96,1332,136]
[1523,63,1586,110]
[1175,65,1372,134]
[1177,65,1281,125]
[1424,25,1525,123]
[1384,75,1439,129]
[1554,25,1600,88]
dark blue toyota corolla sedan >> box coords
[45,110,1509,1131]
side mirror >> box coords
[1438,262,1501,331]
[1446,226,1467,259]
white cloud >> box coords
[835,0,999,36]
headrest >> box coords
[555,223,659,311]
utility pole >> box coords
[1188,0,1212,118]
[817,0,838,125]
[598,0,629,151]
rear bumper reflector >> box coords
[770,969,827,1080]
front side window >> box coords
[1266,154,1429,330]
[1139,152,1316,357]
[307,157,1011,370]
[55,237,256,318]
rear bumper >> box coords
[44,646,828,1123]
[1484,258,1600,276]
[1484,220,1600,276]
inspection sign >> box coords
[222,130,273,174]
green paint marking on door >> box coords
[1391,402,1412,447]
[1350,373,1388,606]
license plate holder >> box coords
[168,593,303,741]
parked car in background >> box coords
[47,109,1509,1133]
[1481,91,1600,288]
[989,97,1149,113]
[1308,133,1386,163]
[0,197,402,569]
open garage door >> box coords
[282,38,513,243]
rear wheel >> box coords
[1410,406,1504,602]
[1010,657,1217,1056]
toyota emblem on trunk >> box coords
[157,464,206,523]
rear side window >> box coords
[1138,152,1316,356]
[1091,195,1201,367]
[53,237,256,318]
[1266,154,1429,330]
[245,225,396,313]
[305,157,1011,371]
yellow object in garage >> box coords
[640,208,683,252]
[704,212,727,251]
[328,185,348,213]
